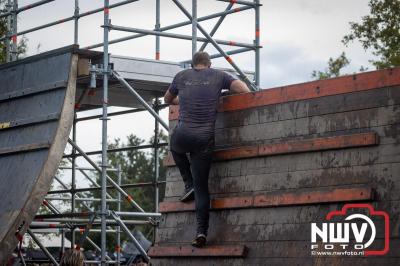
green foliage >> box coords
[312,0,399,79]
[0,1,7,62]
[82,131,168,252]
[0,0,28,63]
[311,52,350,80]
[343,0,400,69]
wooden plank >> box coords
[258,132,378,156]
[151,239,400,259]
[253,187,373,207]
[169,67,400,120]
[215,146,258,161]
[159,201,196,213]
[0,142,50,156]
[159,204,340,229]
[159,200,400,229]
[148,245,247,257]
[0,113,60,131]
[159,186,373,213]
[215,86,400,130]
[163,132,379,166]
[0,81,67,102]
[166,143,399,183]
[0,52,77,263]
[164,163,391,198]
[212,196,253,209]
[156,221,388,243]
[214,103,398,148]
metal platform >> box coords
[75,53,254,110]
[76,54,183,110]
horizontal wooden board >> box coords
[214,103,399,148]
[150,239,400,260]
[159,186,373,213]
[167,85,400,134]
[148,245,247,257]
[164,132,379,166]
[219,86,400,129]
[164,163,398,199]
[156,221,391,243]
[166,143,399,182]
[169,67,400,120]
[159,201,400,236]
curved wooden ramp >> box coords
[0,47,78,263]
[151,68,400,265]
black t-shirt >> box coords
[169,68,236,125]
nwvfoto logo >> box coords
[310,204,390,256]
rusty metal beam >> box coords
[159,186,374,213]
[164,132,379,166]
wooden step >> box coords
[164,132,379,166]
[159,186,374,213]
[148,245,247,257]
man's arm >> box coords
[230,79,251,94]
[164,90,179,105]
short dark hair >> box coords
[192,51,211,66]
[60,249,85,266]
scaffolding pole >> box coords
[101,0,110,264]
[67,139,149,213]
[63,142,168,158]
[0,0,140,42]
[71,115,77,248]
[112,70,169,130]
[107,24,257,50]
[0,0,54,19]
[48,180,166,195]
[1,1,261,264]
[116,165,122,266]
[11,0,17,61]
[42,200,112,260]
[192,0,197,55]
[172,0,258,91]
[111,212,150,262]
[199,2,233,51]
[74,0,79,44]
[84,5,253,49]
[153,99,160,244]
[27,229,59,266]
[255,0,260,86]
[155,0,160,60]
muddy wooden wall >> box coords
[149,68,400,265]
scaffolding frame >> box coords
[1,0,261,264]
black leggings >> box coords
[170,122,214,236]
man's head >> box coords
[192,51,211,68]
[60,249,85,266]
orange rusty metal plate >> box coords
[253,187,374,207]
[159,186,373,213]
[163,132,379,167]
[258,132,379,156]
